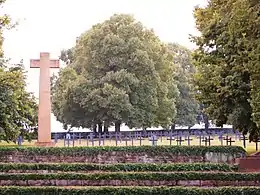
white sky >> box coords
[2,0,207,131]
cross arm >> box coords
[30,59,60,68]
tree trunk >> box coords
[104,122,109,133]
[115,121,121,132]
[104,125,109,133]
[92,124,97,135]
[171,123,176,131]
[98,122,103,134]
[204,114,209,131]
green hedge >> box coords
[0,172,259,181]
[0,187,260,195]
[0,145,246,157]
[0,163,238,172]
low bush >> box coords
[0,172,259,181]
[0,163,238,172]
[0,186,260,195]
[0,145,246,157]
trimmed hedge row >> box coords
[0,172,259,181]
[0,163,238,172]
[0,187,260,195]
[0,145,246,156]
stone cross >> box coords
[149,134,158,146]
[224,136,235,146]
[202,135,213,146]
[88,133,95,146]
[255,138,260,151]
[167,131,174,146]
[136,133,144,146]
[30,52,59,146]
[176,135,185,146]
[185,135,193,146]
[124,133,132,146]
[17,136,23,146]
[218,134,224,146]
[78,133,82,145]
[240,135,248,148]
[54,133,58,143]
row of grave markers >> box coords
[56,131,259,149]
[15,131,260,151]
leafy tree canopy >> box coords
[0,0,38,142]
[192,0,260,140]
[168,43,199,128]
[52,14,179,131]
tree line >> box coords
[0,0,259,141]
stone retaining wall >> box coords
[1,152,237,164]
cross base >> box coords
[34,141,56,147]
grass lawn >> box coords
[0,136,258,155]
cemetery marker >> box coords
[176,136,185,146]
[240,135,248,148]
[255,138,260,151]
[149,134,158,146]
[185,136,193,146]
[167,131,174,146]
[30,52,59,146]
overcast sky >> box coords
[2,0,207,131]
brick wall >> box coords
[0,152,236,164]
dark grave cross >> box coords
[88,133,95,146]
[149,134,158,146]
[98,133,102,146]
[108,133,114,142]
[78,133,82,145]
[197,134,204,146]
[143,131,148,138]
[176,135,185,146]
[124,133,132,146]
[115,132,121,146]
[64,133,71,147]
[130,133,134,146]
[224,136,235,146]
[223,136,230,146]
[255,138,260,151]
[240,135,248,148]
[64,135,68,147]
[54,133,58,143]
[86,134,89,146]
[218,134,224,146]
[17,136,23,146]
[159,131,163,142]
[235,131,242,140]
[167,131,175,146]
[203,136,213,146]
[134,132,139,139]
[202,137,208,146]
[72,132,75,147]
[185,135,193,146]
[136,134,145,146]
[102,133,109,146]
[115,132,122,143]
[228,137,235,146]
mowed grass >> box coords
[0,135,258,155]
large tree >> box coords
[0,0,38,142]
[168,43,199,128]
[192,0,260,140]
[52,14,179,132]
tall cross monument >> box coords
[30,52,59,146]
